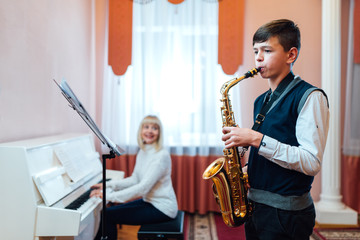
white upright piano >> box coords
[0,133,124,240]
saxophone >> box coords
[202,67,260,227]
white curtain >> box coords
[102,0,238,156]
[343,0,360,156]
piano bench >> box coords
[137,210,184,240]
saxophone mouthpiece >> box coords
[244,67,261,78]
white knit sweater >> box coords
[106,144,178,218]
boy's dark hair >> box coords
[253,19,301,52]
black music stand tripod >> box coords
[54,78,125,239]
[100,150,116,240]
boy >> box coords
[222,19,329,239]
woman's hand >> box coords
[91,183,103,190]
[90,189,103,199]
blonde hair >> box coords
[137,115,164,151]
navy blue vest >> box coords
[248,77,316,196]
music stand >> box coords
[54,78,125,240]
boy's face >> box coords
[253,36,294,81]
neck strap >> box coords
[252,72,295,131]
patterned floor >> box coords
[311,228,360,240]
[186,212,218,240]
[186,212,247,240]
[186,213,360,240]
[116,213,360,240]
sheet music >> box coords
[54,78,125,156]
[54,142,92,183]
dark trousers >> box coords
[95,199,172,240]
[245,202,315,240]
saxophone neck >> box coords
[220,77,242,96]
[221,67,261,95]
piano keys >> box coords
[0,133,124,240]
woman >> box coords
[91,115,178,239]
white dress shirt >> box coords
[258,90,330,176]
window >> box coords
[102,0,237,155]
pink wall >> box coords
[0,0,99,143]
[94,0,108,151]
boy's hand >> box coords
[222,127,263,149]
